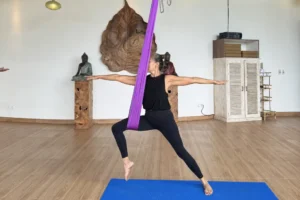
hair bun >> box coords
[155,52,172,72]
[154,53,163,62]
[164,52,170,67]
[164,52,170,62]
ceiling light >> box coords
[45,0,61,10]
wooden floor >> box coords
[0,117,300,200]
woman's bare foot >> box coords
[203,182,213,195]
[201,178,213,195]
[123,157,134,181]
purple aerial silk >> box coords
[127,0,159,130]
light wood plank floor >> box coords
[0,117,300,200]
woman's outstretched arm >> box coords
[86,74,136,86]
[166,75,226,87]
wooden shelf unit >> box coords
[213,39,260,59]
[213,38,262,122]
[260,72,276,121]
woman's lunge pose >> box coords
[87,53,226,195]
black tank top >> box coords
[143,74,171,111]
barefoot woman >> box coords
[87,53,225,195]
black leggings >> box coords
[111,109,204,179]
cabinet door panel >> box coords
[245,60,260,117]
[227,60,245,118]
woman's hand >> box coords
[85,75,100,81]
[0,67,9,72]
[213,80,227,85]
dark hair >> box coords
[154,52,177,76]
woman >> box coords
[87,53,226,196]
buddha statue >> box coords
[72,53,93,81]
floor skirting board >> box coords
[0,115,214,125]
[276,112,300,117]
[0,112,299,125]
[0,117,74,124]
[93,115,215,124]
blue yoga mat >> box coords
[100,179,278,200]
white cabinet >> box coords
[213,58,261,122]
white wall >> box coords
[0,0,299,120]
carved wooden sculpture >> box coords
[100,1,157,74]
[168,85,178,122]
[165,61,178,122]
[99,1,178,122]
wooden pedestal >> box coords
[168,86,178,122]
[74,80,93,129]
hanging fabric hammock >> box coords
[127,0,172,130]
[126,0,159,130]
